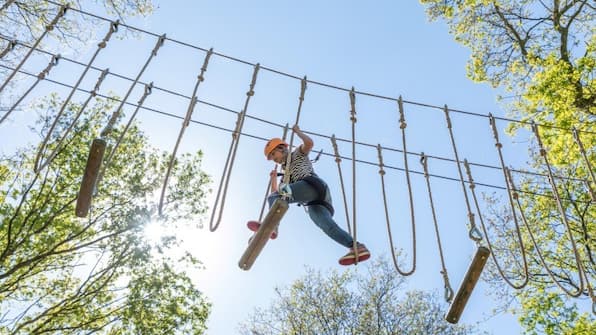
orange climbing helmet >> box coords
[264,138,288,159]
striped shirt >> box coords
[281,147,316,183]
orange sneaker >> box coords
[338,243,370,266]
[246,220,277,239]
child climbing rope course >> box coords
[248,125,370,266]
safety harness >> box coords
[300,175,335,216]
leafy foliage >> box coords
[419,0,595,333]
[239,258,486,335]
[0,94,211,334]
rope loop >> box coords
[530,118,587,295]
[468,224,483,242]
[508,168,584,296]
[419,151,453,291]
[379,100,418,275]
[209,61,260,231]
[441,270,454,302]
[463,160,483,242]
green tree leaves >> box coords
[239,258,486,335]
[419,0,595,333]
[0,94,211,334]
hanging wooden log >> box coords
[75,138,106,217]
[238,199,288,270]
[445,246,490,324]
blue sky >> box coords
[0,0,545,333]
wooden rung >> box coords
[75,138,106,218]
[238,199,289,271]
[445,246,491,324]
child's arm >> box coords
[270,167,278,192]
[293,124,313,155]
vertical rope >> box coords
[100,34,165,138]
[443,105,482,242]
[0,4,68,93]
[258,124,289,222]
[349,87,358,260]
[464,159,529,289]
[330,135,352,235]
[398,96,417,271]
[507,168,584,297]
[420,153,454,302]
[531,122,586,293]
[488,114,525,231]
[158,48,213,216]
[209,63,260,232]
[377,144,415,276]
[34,21,119,172]
[0,54,60,124]
[282,76,307,190]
